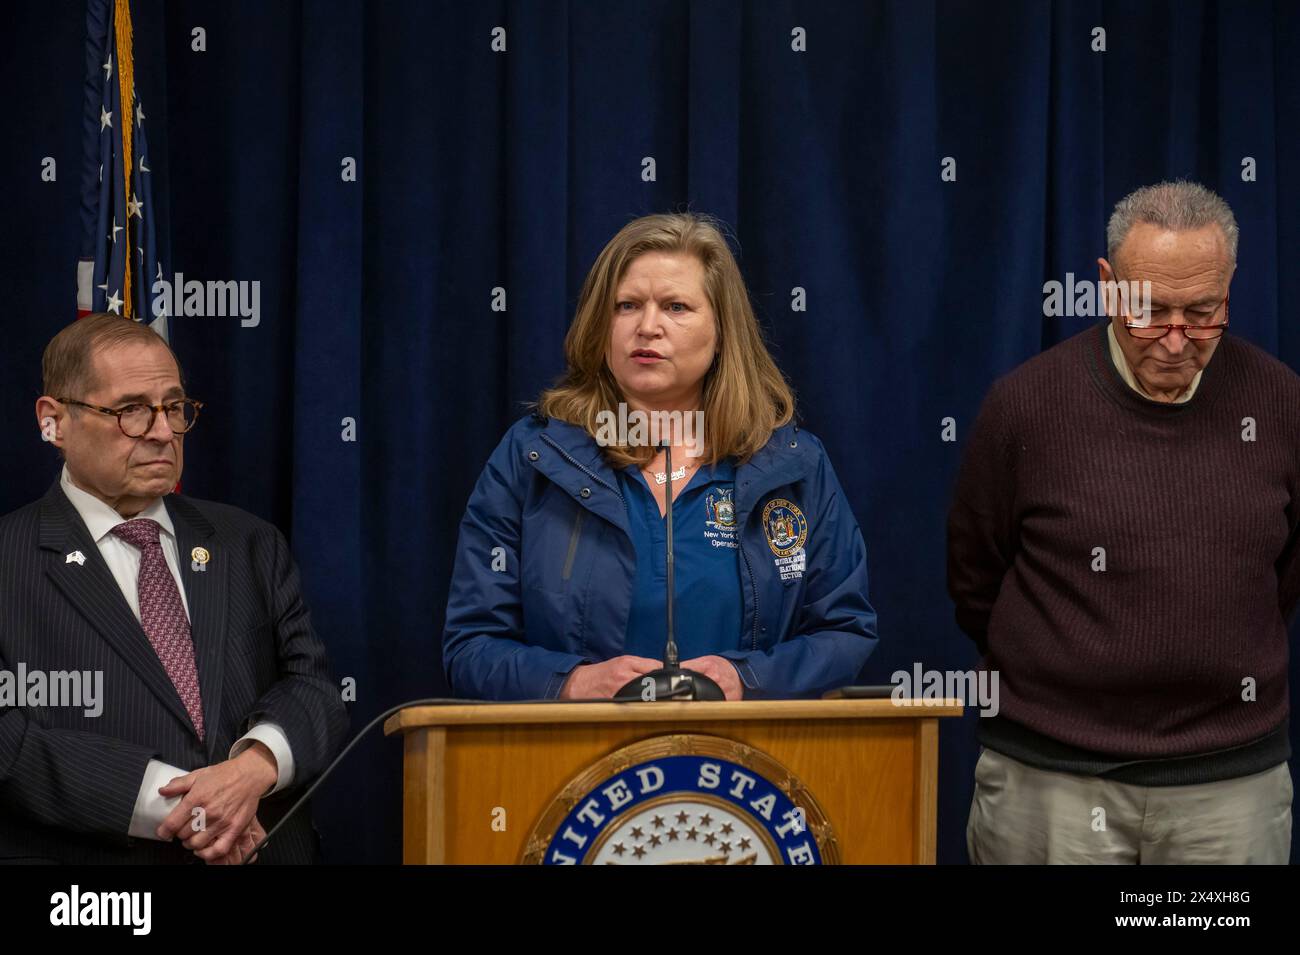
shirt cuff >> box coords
[128,759,186,840]
[230,721,295,795]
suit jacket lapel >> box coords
[165,494,227,762]
[39,482,199,740]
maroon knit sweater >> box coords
[949,322,1300,784]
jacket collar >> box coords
[525,418,630,533]
[528,414,815,525]
[739,421,814,485]
[533,416,616,479]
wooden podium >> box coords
[384,698,962,865]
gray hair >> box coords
[1106,180,1239,265]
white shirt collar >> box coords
[1106,322,1203,404]
[60,465,177,544]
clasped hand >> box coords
[155,742,278,864]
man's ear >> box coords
[35,396,63,447]
[1097,258,1119,318]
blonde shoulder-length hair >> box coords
[536,213,795,468]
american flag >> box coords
[77,0,166,339]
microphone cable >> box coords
[242,691,691,863]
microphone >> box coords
[615,440,724,702]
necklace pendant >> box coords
[653,465,688,485]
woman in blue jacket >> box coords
[443,213,878,700]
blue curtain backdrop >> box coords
[3,0,1298,864]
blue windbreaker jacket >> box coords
[442,413,878,700]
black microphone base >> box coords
[613,667,725,702]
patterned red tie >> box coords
[111,518,205,741]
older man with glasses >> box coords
[949,180,1300,864]
[0,312,348,864]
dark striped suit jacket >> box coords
[0,480,350,863]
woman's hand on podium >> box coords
[680,656,743,701]
[559,656,662,699]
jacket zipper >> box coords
[739,542,759,651]
[561,509,585,581]
[539,434,625,504]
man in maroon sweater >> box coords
[949,180,1300,864]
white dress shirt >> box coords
[59,467,295,840]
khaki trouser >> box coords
[967,747,1293,864]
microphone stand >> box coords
[615,440,724,702]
